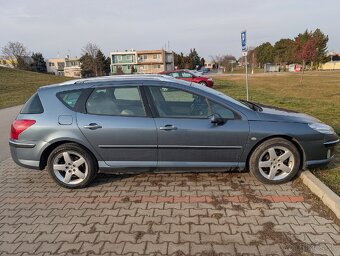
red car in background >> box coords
[159,69,214,87]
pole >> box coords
[245,54,249,100]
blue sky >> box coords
[0,0,339,60]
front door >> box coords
[77,85,157,167]
[147,85,249,167]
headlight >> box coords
[208,78,213,81]
[308,123,335,134]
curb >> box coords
[299,170,340,219]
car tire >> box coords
[199,81,207,86]
[47,143,98,189]
[249,138,300,184]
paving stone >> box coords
[55,232,78,243]
[221,233,244,244]
[14,242,41,253]
[212,244,236,255]
[200,233,222,243]
[123,241,147,254]
[159,232,179,243]
[168,242,190,255]
[57,242,83,254]
[0,232,21,243]
[79,242,104,254]
[36,242,62,253]
[257,244,284,255]
[0,242,21,253]
[307,233,335,244]
[75,232,98,243]
[235,244,260,255]
[190,243,213,255]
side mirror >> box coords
[210,113,225,125]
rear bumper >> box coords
[9,139,48,170]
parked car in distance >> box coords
[9,75,338,188]
[159,69,213,87]
[190,69,204,76]
[199,67,210,74]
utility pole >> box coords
[241,31,249,100]
[245,52,249,100]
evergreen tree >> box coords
[274,39,295,65]
[95,50,106,76]
[30,53,47,73]
[255,42,275,67]
[80,53,95,77]
[104,57,111,75]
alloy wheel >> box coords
[53,151,88,185]
[258,146,295,181]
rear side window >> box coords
[57,90,82,109]
[86,87,146,116]
[21,93,44,114]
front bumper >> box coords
[305,137,338,168]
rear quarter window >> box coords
[57,90,82,109]
[21,93,44,114]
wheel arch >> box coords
[245,135,306,170]
[39,140,99,170]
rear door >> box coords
[77,85,157,168]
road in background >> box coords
[0,105,21,161]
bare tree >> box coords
[2,41,28,68]
[82,42,99,58]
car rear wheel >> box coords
[199,81,207,86]
[47,143,97,188]
[249,138,300,184]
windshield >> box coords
[190,83,253,110]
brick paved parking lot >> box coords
[0,158,339,256]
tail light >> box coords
[10,119,36,140]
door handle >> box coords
[159,124,177,131]
[83,123,102,130]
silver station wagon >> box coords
[9,75,338,188]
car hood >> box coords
[255,104,320,124]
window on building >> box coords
[143,55,148,60]
[116,56,122,62]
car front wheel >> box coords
[249,138,300,184]
[47,143,97,188]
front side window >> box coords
[149,87,236,119]
[149,87,209,118]
[208,100,235,119]
[86,87,146,116]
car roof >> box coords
[39,74,179,92]
[162,69,192,73]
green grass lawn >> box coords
[0,67,72,109]
[213,71,340,195]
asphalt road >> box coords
[0,105,22,161]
